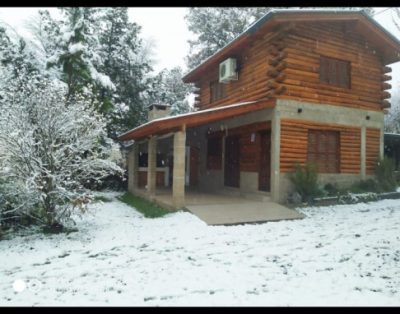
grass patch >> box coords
[93,195,113,203]
[118,192,170,218]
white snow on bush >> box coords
[68,42,85,54]
[0,194,399,306]
[89,65,116,91]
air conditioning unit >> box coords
[219,58,238,83]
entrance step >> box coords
[240,192,271,202]
[216,188,271,202]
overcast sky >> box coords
[0,7,400,86]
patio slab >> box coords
[186,201,305,226]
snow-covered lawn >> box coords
[1,192,399,306]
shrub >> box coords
[0,80,123,228]
[323,183,339,196]
[348,178,379,194]
[289,162,322,203]
[375,157,397,192]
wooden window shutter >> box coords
[320,56,350,89]
[307,130,340,173]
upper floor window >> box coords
[319,56,351,89]
[210,80,226,103]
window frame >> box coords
[319,56,351,89]
[210,80,226,103]
[307,130,340,173]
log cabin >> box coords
[118,9,400,208]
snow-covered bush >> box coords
[0,79,123,228]
[289,162,323,203]
[375,157,397,192]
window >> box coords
[307,130,340,173]
[210,80,226,103]
[320,56,351,88]
[207,136,222,169]
[138,153,165,167]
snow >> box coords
[0,192,399,306]
[89,65,116,91]
[68,43,85,54]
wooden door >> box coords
[189,146,199,186]
[259,131,271,191]
[224,135,240,188]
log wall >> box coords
[280,119,361,174]
[193,21,389,112]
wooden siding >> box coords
[195,29,287,110]
[366,128,381,175]
[280,119,361,174]
[193,21,389,112]
[280,22,388,111]
[208,122,271,173]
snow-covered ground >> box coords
[0,191,399,306]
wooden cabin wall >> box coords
[366,128,381,175]
[278,22,388,111]
[193,21,389,112]
[280,119,361,174]
[195,29,284,110]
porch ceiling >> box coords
[118,99,275,141]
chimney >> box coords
[148,103,171,121]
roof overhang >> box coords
[183,9,400,83]
[118,99,275,141]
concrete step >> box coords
[240,192,271,202]
[216,188,271,202]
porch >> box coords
[133,187,305,225]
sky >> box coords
[0,7,399,86]
[0,7,191,74]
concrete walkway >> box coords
[186,200,305,226]
[134,188,305,225]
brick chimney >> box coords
[148,103,171,121]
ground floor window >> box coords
[307,130,340,173]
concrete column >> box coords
[173,128,186,208]
[379,127,384,159]
[270,108,281,202]
[128,145,139,194]
[147,136,157,196]
[361,126,366,179]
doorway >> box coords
[224,135,240,188]
[259,130,271,191]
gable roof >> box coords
[183,9,400,83]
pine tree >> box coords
[47,7,115,108]
[96,7,153,137]
[0,26,43,101]
[143,67,193,117]
[185,8,270,70]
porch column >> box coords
[173,127,186,208]
[379,127,384,159]
[128,144,139,194]
[270,108,281,202]
[147,136,157,196]
[361,126,366,179]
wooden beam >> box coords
[119,100,276,141]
